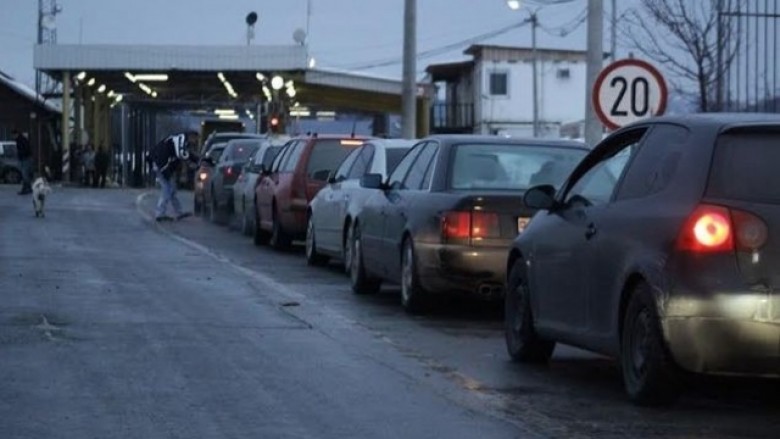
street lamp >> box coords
[506,0,540,137]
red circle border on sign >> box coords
[591,58,669,131]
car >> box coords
[504,113,780,406]
[204,139,260,224]
[233,139,287,235]
[199,131,265,157]
[193,142,227,215]
[306,139,415,268]
[254,135,371,249]
[0,141,21,184]
[349,135,588,313]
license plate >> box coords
[517,217,531,233]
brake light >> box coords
[677,205,733,252]
[340,140,364,146]
[442,211,499,241]
[677,204,768,253]
[225,167,233,176]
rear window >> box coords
[306,139,363,181]
[449,143,587,191]
[707,131,780,203]
[232,144,257,161]
[385,148,408,174]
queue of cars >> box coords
[191,114,780,406]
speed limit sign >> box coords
[592,59,668,131]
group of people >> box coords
[77,144,110,188]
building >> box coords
[426,44,588,138]
[0,70,61,176]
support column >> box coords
[120,103,128,187]
[92,93,102,149]
[61,71,71,182]
[415,97,430,138]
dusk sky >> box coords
[1,0,636,87]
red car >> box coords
[254,135,369,249]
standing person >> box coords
[150,133,195,222]
[12,129,32,195]
[82,145,96,187]
[95,145,109,188]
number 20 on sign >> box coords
[592,59,668,131]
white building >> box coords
[426,44,588,138]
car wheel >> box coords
[400,239,430,314]
[241,198,251,236]
[194,196,202,215]
[4,169,21,184]
[253,206,270,246]
[343,224,354,274]
[269,207,291,250]
[621,282,680,406]
[305,215,329,266]
[350,224,381,295]
[505,259,555,363]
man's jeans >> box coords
[155,173,183,218]
[19,158,32,192]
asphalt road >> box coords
[1,186,778,438]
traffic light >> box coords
[268,114,282,134]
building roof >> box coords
[0,70,61,114]
[425,61,475,81]
[464,44,593,62]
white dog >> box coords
[32,175,52,218]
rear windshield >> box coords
[449,143,587,191]
[231,144,257,161]
[707,131,780,203]
[385,148,408,174]
[306,139,363,181]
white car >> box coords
[306,139,415,268]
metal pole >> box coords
[716,0,723,111]
[61,71,71,182]
[584,0,604,147]
[401,0,417,139]
[531,12,539,137]
[610,0,617,61]
[120,103,128,187]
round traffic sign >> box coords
[592,59,668,131]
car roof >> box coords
[365,139,416,149]
[624,112,780,132]
[425,134,588,150]
[291,134,373,141]
[211,132,264,138]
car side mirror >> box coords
[360,173,384,190]
[326,170,338,184]
[258,164,270,175]
[311,169,331,181]
[524,184,558,210]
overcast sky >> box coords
[0,0,641,87]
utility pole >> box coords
[401,0,417,139]
[530,11,539,137]
[584,0,604,147]
[610,0,617,62]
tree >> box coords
[623,0,741,112]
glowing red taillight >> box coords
[442,211,499,241]
[677,204,768,253]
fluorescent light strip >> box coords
[214,109,236,115]
[218,114,239,120]
[133,74,168,82]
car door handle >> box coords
[585,223,597,240]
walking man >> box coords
[13,129,32,195]
[151,133,195,222]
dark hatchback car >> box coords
[505,114,780,406]
[350,135,588,313]
[193,143,227,215]
[204,139,259,224]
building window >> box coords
[489,72,508,96]
[556,68,571,79]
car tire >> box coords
[621,282,681,406]
[4,169,21,184]
[343,224,354,275]
[269,207,291,250]
[400,238,430,314]
[241,198,252,236]
[350,224,381,295]
[504,259,555,363]
[253,207,270,246]
[305,215,329,266]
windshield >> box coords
[449,143,586,191]
[306,139,363,181]
[385,148,409,174]
[707,131,780,204]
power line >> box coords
[342,20,532,71]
